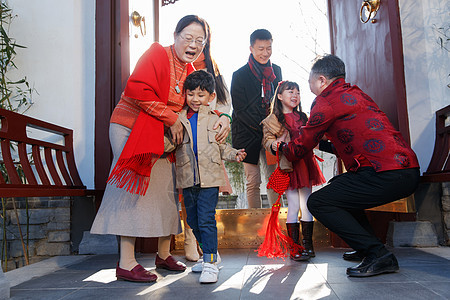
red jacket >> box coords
[111,43,194,129]
[282,78,419,172]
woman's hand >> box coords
[235,149,247,162]
[213,115,231,144]
[170,117,184,145]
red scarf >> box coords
[107,43,173,195]
[192,52,206,70]
[248,54,276,112]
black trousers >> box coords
[308,167,420,256]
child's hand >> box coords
[235,149,247,162]
[271,141,280,152]
[272,130,289,151]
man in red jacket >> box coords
[280,54,420,277]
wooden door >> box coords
[328,0,415,246]
[328,0,410,142]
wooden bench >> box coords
[0,108,92,197]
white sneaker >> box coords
[192,261,203,273]
[191,252,221,273]
[199,262,219,283]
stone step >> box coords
[386,221,439,247]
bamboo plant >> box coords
[0,0,35,270]
[0,1,34,112]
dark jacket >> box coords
[230,63,282,164]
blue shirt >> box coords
[188,112,198,159]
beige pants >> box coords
[243,148,278,208]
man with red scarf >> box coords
[280,54,420,277]
[231,29,282,209]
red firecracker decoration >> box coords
[257,149,304,258]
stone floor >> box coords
[4,246,450,299]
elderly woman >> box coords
[91,15,230,283]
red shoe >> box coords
[116,263,157,282]
[155,255,186,271]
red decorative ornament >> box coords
[257,149,304,258]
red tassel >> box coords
[257,197,303,258]
[107,152,160,196]
[257,148,304,258]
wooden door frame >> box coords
[94,0,130,191]
[94,0,161,253]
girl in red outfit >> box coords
[262,81,326,260]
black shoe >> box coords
[290,248,310,262]
[343,250,365,261]
[346,252,399,277]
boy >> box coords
[165,70,246,283]
[278,54,420,277]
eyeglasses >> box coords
[178,34,206,47]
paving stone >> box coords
[386,221,439,247]
[78,231,118,255]
[3,247,450,299]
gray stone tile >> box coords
[246,254,311,266]
[393,248,450,266]
[217,248,251,268]
[82,265,244,289]
[417,247,450,259]
[329,282,446,300]
[418,281,450,298]
[12,270,93,289]
[153,267,244,288]
[221,259,250,269]
[401,265,450,282]
[56,287,157,300]
[64,259,118,271]
[149,285,242,300]
[314,265,412,284]
[240,283,339,300]
[309,250,355,267]
[242,263,325,288]
[5,255,91,287]
[6,246,450,299]
[10,288,78,300]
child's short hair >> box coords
[184,70,215,94]
[250,29,272,46]
[311,54,346,80]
